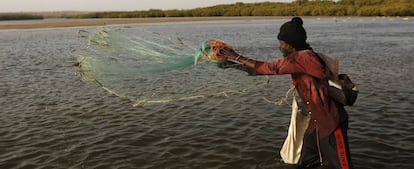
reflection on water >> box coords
[0,17,413,169]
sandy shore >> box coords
[0,17,290,30]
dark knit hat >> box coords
[277,17,308,50]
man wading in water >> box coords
[219,17,357,169]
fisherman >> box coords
[219,17,357,169]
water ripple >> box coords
[1,18,414,169]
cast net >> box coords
[72,27,268,106]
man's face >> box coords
[279,40,294,57]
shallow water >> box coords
[1,17,413,169]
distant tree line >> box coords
[1,0,413,20]
[0,13,44,20]
[72,0,414,18]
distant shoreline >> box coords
[0,16,410,30]
[0,16,290,30]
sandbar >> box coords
[0,17,289,30]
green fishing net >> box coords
[72,27,268,106]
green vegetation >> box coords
[71,0,414,18]
[1,0,413,20]
[0,13,44,20]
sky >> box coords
[0,0,293,13]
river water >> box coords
[1,17,413,169]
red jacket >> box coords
[254,50,340,138]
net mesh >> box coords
[72,27,268,106]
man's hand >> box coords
[217,59,241,69]
[217,47,257,75]
[219,48,239,61]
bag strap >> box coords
[313,52,339,82]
